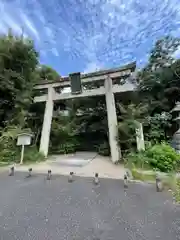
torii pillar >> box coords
[105,76,121,162]
[39,87,54,157]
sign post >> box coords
[17,133,33,164]
[20,145,25,165]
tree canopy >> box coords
[0,32,39,128]
[36,64,60,81]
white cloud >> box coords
[0,21,7,33]
[3,13,23,35]
[43,26,56,45]
[33,0,46,24]
[44,26,53,38]
[0,2,28,37]
[38,14,46,24]
[40,50,47,57]
[51,47,59,57]
[83,62,102,73]
[75,0,180,69]
[173,46,180,58]
[82,33,105,72]
[20,12,40,41]
[1,0,180,73]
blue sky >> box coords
[0,0,180,76]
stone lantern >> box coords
[171,102,180,153]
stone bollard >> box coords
[93,173,99,185]
[156,175,163,192]
[68,172,74,183]
[125,169,132,180]
[9,166,15,176]
[27,168,32,178]
[47,170,52,180]
[124,172,128,189]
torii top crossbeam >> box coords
[34,62,137,102]
[34,62,136,89]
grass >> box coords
[0,161,10,167]
[22,158,45,165]
[131,168,180,203]
[131,168,177,185]
[172,179,180,203]
[125,150,180,203]
[124,155,152,171]
[131,168,156,182]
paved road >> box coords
[0,171,179,240]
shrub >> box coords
[125,151,150,169]
[0,126,44,164]
[23,145,45,163]
[126,143,180,172]
[49,118,78,154]
[146,143,180,172]
[0,132,18,163]
[49,140,78,154]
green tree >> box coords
[139,36,180,113]
[117,103,148,151]
[138,35,180,143]
[36,64,60,81]
[144,36,180,71]
[0,31,38,128]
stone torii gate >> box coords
[34,62,138,163]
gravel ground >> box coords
[14,153,125,179]
[0,171,179,240]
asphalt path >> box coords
[0,171,179,240]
